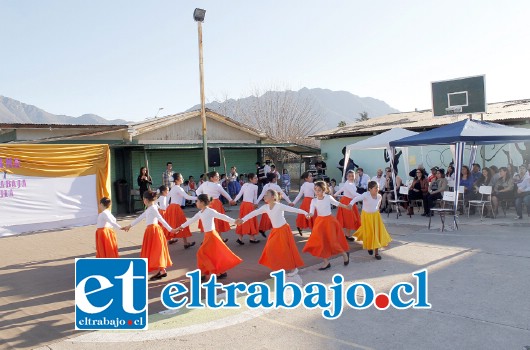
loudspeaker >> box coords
[208,148,221,167]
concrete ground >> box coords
[1,204,530,350]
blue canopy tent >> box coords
[389,119,530,229]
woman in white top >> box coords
[123,191,175,281]
[176,194,242,281]
[256,173,294,237]
[237,189,309,277]
[95,197,123,258]
[196,171,236,240]
[349,181,392,260]
[303,181,351,270]
[334,170,361,241]
[292,172,316,235]
[165,173,198,249]
[233,173,260,244]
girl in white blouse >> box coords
[237,189,308,277]
[334,170,361,241]
[233,173,260,244]
[292,172,316,236]
[303,181,351,270]
[95,197,123,258]
[256,173,294,238]
[349,181,392,260]
[123,191,175,281]
[165,173,197,249]
[175,194,242,281]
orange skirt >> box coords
[336,196,361,230]
[296,197,316,229]
[199,198,231,233]
[140,224,173,272]
[259,213,273,232]
[303,215,349,258]
[198,230,242,275]
[236,201,258,235]
[165,203,192,238]
[259,224,304,270]
[95,227,119,258]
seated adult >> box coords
[380,168,402,213]
[408,169,429,215]
[427,166,438,183]
[409,163,428,178]
[423,168,447,216]
[355,168,370,194]
[371,168,386,195]
[491,167,514,216]
[515,176,530,219]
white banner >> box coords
[0,174,98,237]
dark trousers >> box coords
[515,193,530,217]
[425,193,443,214]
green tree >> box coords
[357,111,369,122]
[337,120,346,127]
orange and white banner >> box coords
[0,144,110,237]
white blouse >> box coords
[241,203,308,228]
[293,182,315,205]
[157,195,169,210]
[180,207,235,232]
[96,209,122,229]
[257,183,292,203]
[334,181,359,198]
[196,181,232,201]
[168,185,197,205]
[310,195,341,217]
[349,192,382,213]
[130,205,173,231]
[234,183,258,204]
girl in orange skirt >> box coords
[334,170,362,241]
[196,171,236,242]
[237,189,309,277]
[166,173,197,249]
[349,181,392,260]
[256,173,295,238]
[123,191,175,281]
[176,194,242,281]
[292,171,316,236]
[95,197,123,258]
[156,185,172,242]
[233,173,260,244]
[303,181,351,270]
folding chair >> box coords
[467,186,493,220]
[387,186,409,219]
[457,186,466,213]
[429,191,457,231]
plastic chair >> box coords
[467,186,493,220]
[387,186,409,219]
[429,191,457,231]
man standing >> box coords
[162,162,174,188]
[264,159,272,176]
[256,161,267,195]
[314,156,327,176]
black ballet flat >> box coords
[217,272,228,279]
[249,239,260,244]
[345,235,355,242]
[149,272,163,281]
[375,254,382,260]
[159,273,167,278]
[318,263,331,270]
[259,230,267,238]
[344,252,350,266]
[297,227,303,236]
[184,242,196,249]
[368,250,374,255]
[236,239,245,245]
[223,238,229,243]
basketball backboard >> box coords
[431,75,486,116]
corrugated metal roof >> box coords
[310,99,530,139]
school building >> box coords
[310,99,530,181]
[0,109,319,214]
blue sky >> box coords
[1,0,529,121]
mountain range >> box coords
[0,88,399,130]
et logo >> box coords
[75,258,148,330]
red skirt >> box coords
[336,196,361,230]
[296,197,316,229]
[199,198,231,233]
[236,201,258,235]
[165,203,192,238]
[303,215,349,258]
[140,224,173,272]
[198,230,242,275]
[95,227,119,258]
[259,224,304,270]
[259,213,273,232]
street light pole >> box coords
[194,8,208,174]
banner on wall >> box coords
[0,144,110,237]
